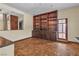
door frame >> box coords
[57,18,68,40]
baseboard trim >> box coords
[56,40,79,44]
[68,41,79,44]
[14,37,32,43]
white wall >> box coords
[0,44,14,56]
[0,4,33,56]
[0,4,33,41]
[58,6,79,42]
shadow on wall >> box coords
[75,37,79,40]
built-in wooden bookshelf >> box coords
[32,10,57,41]
[33,16,40,29]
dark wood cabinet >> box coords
[32,11,57,41]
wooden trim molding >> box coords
[14,37,79,45]
[56,39,79,45]
[34,10,57,16]
[68,41,79,44]
[14,37,32,43]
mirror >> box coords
[0,13,24,31]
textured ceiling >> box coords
[5,3,79,15]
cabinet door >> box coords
[32,29,41,38]
[50,31,56,41]
[10,15,18,30]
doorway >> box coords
[57,18,68,40]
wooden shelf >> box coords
[41,20,47,22]
[33,10,57,41]
[48,18,57,21]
